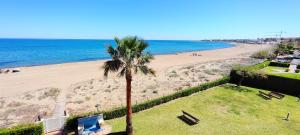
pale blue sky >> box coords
[0,0,299,40]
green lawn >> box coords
[260,66,288,73]
[260,66,300,80]
[107,84,300,135]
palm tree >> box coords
[103,36,155,135]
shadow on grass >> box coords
[223,85,252,92]
[177,115,197,126]
[108,131,127,135]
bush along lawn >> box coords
[108,84,300,135]
[230,60,300,96]
[0,123,43,135]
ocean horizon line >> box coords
[0,37,213,41]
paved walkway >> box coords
[289,65,297,73]
[45,130,63,135]
[52,92,66,118]
[44,91,67,135]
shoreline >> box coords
[0,42,236,69]
[0,43,272,97]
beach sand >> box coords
[0,43,272,127]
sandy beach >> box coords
[0,43,272,127]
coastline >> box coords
[0,41,235,69]
[0,43,272,127]
[0,43,271,97]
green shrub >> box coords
[230,69,300,97]
[297,65,300,69]
[0,123,43,135]
[64,77,230,131]
[295,69,300,73]
[269,62,290,67]
[230,60,300,97]
[275,42,295,55]
[243,60,270,71]
[251,50,275,59]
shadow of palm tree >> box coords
[223,85,252,92]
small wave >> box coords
[0,60,19,65]
[78,57,109,61]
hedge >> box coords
[244,60,270,71]
[0,123,43,135]
[64,76,230,131]
[269,61,290,67]
[230,70,300,97]
[230,60,300,96]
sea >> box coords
[0,39,233,68]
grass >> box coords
[260,66,288,73]
[107,84,300,135]
[260,66,300,80]
[244,60,270,71]
[38,88,60,100]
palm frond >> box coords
[137,52,154,65]
[136,65,155,76]
[135,40,148,54]
[114,37,121,45]
[127,36,138,50]
[103,59,124,77]
[117,45,126,58]
[118,67,127,77]
[107,45,118,59]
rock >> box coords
[12,68,20,73]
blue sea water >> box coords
[0,39,233,68]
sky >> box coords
[0,0,299,40]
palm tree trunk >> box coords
[126,71,133,135]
